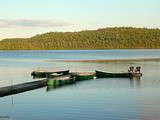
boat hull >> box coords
[96,71,131,78]
[75,75,95,81]
[72,72,96,81]
[31,70,70,79]
[47,75,75,86]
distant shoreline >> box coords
[0,48,160,52]
[0,27,160,50]
[47,58,160,63]
[0,48,160,51]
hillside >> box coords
[0,27,160,50]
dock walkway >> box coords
[0,79,47,97]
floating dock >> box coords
[0,79,47,97]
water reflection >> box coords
[130,78,141,88]
[46,83,75,92]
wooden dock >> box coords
[0,79,47,97]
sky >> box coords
[0,0,160,40]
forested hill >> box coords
[0,27,160,50]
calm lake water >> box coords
[0,50,160,120]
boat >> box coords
[95,70,131,78]
[31,70,70,79]
[47,74,75,86]
[73,72,96,81]
[96,70,142,78]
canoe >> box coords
[73,72,96,81]
[31,70,70,79]
[95,70,131,78]
[47,75,75,86]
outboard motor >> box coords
[135,66,141,73]
[128,66,134,73]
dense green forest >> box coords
[0,27,160,50]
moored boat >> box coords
[31,70,70,79]
[73,72,96,81]
[95,70,131,78]
[47,74,75,86]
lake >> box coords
[0,49,160,120]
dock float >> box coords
[0,79,47,97]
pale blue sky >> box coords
[0,0,160,39]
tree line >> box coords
[0,27,160,50]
